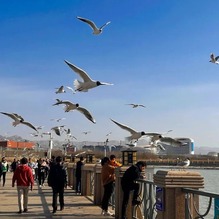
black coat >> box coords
[48,163,68,188]
[121,164,142,189]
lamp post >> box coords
[42,132,53,159]
[104,138,109,157]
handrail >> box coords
[182,188,219,219]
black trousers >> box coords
[0,172,7,186]
[121,182,139,218]
[101,181,114,211]
[76,177,81,193]
[52,187,64,210]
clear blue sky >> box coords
[1,0,219,148]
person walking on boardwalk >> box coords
[75,156,84,194]
[12,157,34,214]
[0,157,9,186]
[10,158,18,172]
[121,161,146,219]
[101,157,115,216]
[48,156,68,214]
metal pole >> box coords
[48,133,53,159]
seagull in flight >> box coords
[55,85,66,94]
[53,99,96,124]
[82,131,91,135]
[51,125,65,136]
[50,118,66,122]
[53,99,79,112]
[209,53,219,64]
[1,112,38,132]
[77,16,111,35]
[126,103,146,108]
[64,60,113,92]
[66,86,76,94]
[110,119,146,141]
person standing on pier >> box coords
[12,157,34,214]
[75,156,84,194]
[0,157,9,186]
[109,154,122,167]
[48,156,68,214]
[101,157,115,216]
[121,161,146,219]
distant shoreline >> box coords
[150,165,219,170]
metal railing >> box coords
[182,188,219,219]
[133,179,157,219]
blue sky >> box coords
[1,0,219,148]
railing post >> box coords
[154,170,204,219]
[94,164,104,205]
[81,164,94,196]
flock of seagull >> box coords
[1,16,219,152]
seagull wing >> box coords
[99,21,111,30]
[21,121,38,132]
[1,112,23,121]
[139,104,146,108]
[77,16,98,31]
[159,137,184,147]
[51,126,61,136]
[110,119,137,134]
[66,86,76,93]
[76,107,96,124]
[215,56,219,61]
[64,60,92,82]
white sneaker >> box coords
[104,210,114,216]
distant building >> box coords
[158,138,194,155]
[0,140,35,150]
[207,152,218,157]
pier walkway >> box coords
[0,172,113,219]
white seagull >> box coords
[50,118,66,122]
[53,99,79,112]
[53,99,96,124]
[1,112,38,132]
[209,53,219,64]
[126,103,146,108]
[64,60,113,92]
[77,16,111,35]
[51,125,65,136]
[110,119,146,141]
[145,132,184,147]
[55,85,66,94]
[66,86,76,94]
[177,158,190,169]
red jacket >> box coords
[12,164,34,187]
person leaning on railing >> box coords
[100,157,115,216]
[121,161,146,219]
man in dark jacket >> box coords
[75,156,84,194]
[121,161,146,219]
[48,156,68,213]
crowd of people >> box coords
[0,154,146,218]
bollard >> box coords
[154,170,204,219]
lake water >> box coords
[152,167,219,219]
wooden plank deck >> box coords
[0,172,114,219]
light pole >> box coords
[42,132,53,159]
[104,138,109,157]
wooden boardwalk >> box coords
[0,172,114,219]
